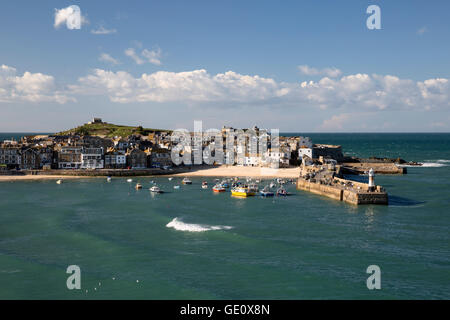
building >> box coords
[58,147,82,169]
[312,144,344,161]
[0,147,20,169]
[81,147,104,169]
[88,118,103,124]
[104,150,127,169]
[126,148,147,169]
[150,148,172,168]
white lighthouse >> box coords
[368,168,375,191]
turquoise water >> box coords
[0,133,449,299]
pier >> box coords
[296,164,388,205]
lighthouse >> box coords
[368,168,375,192]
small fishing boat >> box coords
[173,185,180,189]
[135,183,143,190]
[168,177,173,181]
[202,181,208,189]
[276,187,287,196]
[150,186,163,193]
[56,179,62,184]
[212,184,226,192]
[127,179,133,183]
[260,186,274,197]
[182,178,192,185]
[231,184,257,197]
[221,180,230,188]
[106,176,112,182]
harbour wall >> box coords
[296,178,388,205]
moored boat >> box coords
[150,186,163,193]
[260,186,274,197]
[276,187,287,196]
[202,181,208,189]
[182,178,192,185]
[135,183,143,190]
[231,184,257,197]
[212,184,226,192]
[56,179,63,184]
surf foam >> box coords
[166,218,233,232]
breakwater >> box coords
[296,177,388,205]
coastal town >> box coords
[0,118,347,172]
[1,118,417,205]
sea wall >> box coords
[341,162,406,175]
[296,178,388,205]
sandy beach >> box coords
[0,166,301,182]
[172,166,301,178]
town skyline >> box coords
[1,1,449,132]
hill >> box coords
[56,122,172,138]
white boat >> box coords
[269,182,276,188]
[127,179,133,183]
[173,185,180,189]
[182,178,192,185]
[135,183,143,190]
[150,186,163,193]
[107,177,112,182]
[202,181,208,189]
[56,179,62,184]
[168,177,173,181]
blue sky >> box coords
[0,0,449,132]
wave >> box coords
[166,218,233,232]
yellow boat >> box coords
[231,185,258,197]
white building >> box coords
[81,147,104,169]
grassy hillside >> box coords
[56,122,172,138]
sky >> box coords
[0,0,449,132]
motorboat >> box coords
[231,184,257,197]
[150,186,163,193]
[168,177,173,181]
[182,178,192,185]
[212,184,226,192]
[202,181,208,189]
[107,176,112,182]
[276,187,288,196]
[56,179,63,184]
[173,185,180,189]
[260,186,274,197]
[221,180,230,188]
[135,183,143,190]
[127,179,133,183]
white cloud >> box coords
[298,65,342,78]
[54,6,88,29]
[125,47,162,65]
[320,113,352,131]
[91,25,117,35]
[141,48,162,65]
[125,48,145,65]
[0,65,72,104]
[99,53,120,65]
[69,68,450,112]
[70,69,282,103]
[417,26,427,35]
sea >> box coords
[0,133,449,299]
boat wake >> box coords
[420,160,449,167]
[166,218,233,232]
